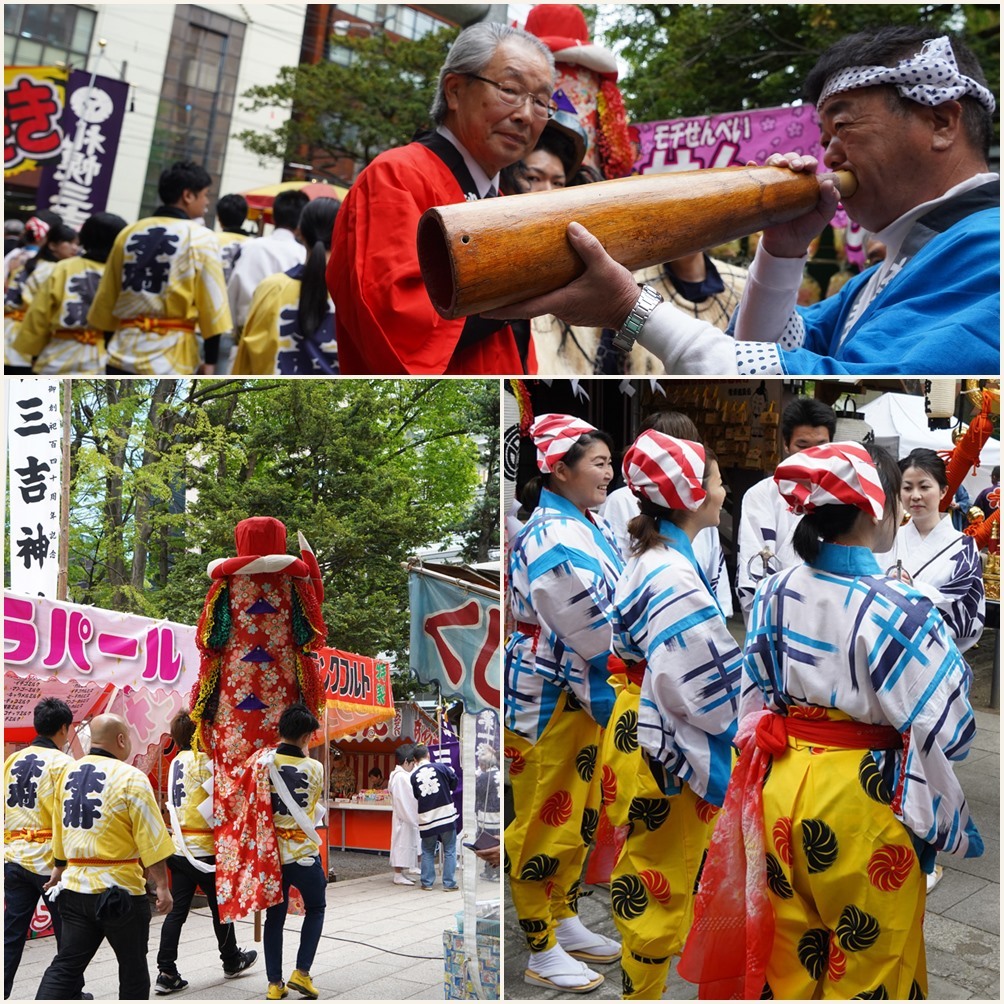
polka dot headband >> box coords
[817,35,996,114]
[774,442,886,520]
[530,413,598,473]
[623,430,708,512]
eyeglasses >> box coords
[465,74,558,119]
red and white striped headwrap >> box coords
[774,442,886,519]
[24,216,51,243]
[623,430,707,511]
[530,413,597,473]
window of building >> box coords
[4,4,95,70]
[140,5,245,223]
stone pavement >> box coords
[9,862,497,1001]
[504,706,1000,1000]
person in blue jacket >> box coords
[489,26,998,377]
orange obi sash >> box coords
[275,827,306,841]
[5,308,26,321]
[5,828,53,843]
[117,316,195,333]
[53,327,102,345]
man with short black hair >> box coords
[36,714,175,1000]
[3,698,82,1000]
[227,189,309,334]
[88,160,231,375]
[409,743,459,892]
[736,397,837,620]
[260,703,326,1001]
[214,194,252,284]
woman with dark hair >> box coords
[232,197,340,375]
[878,447,985,653]
[679,442,982,1000]
[602,431,740,1000]
[5,222,79,373]
[16,213,127,374]
[506,413,623,993]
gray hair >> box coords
[430,22,555,124]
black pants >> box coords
[157,854,239,975]
[35,889,151,1000]
[4,863,65,999]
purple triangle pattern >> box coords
[240,646,274,663]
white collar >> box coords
[436,125,500,199]
[874,172,998,262]
[269,228,299,242]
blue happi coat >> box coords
[614,521,741,806]
[505,488,624,744]
[742,541,982,862]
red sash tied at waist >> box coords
[754,711,903,756]
[607,654,648,687]
[67,857,140,866]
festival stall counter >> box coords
[325,700,440,854]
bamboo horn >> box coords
[418,165,857,320]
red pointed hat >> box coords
[524,4,619,79]
[207,516,310,578]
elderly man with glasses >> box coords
[329,21,555,375]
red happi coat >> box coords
[191,568,325,923]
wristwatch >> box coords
[612,284,663,352]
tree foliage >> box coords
[597,4,999,128]
[236,27,458,181]
[64,379,497,662]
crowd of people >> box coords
[4,17,997,378]
[503,402,988,998]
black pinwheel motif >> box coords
[519,854,560,881]
[519,918,549,952]
[575,744,598,782]
[614,709,639,753]
[564,693,583,712]
[760,983,775,1000]
[621,969,635,996]
[852,987,889,999]
[858,752,892,804]
[796,928,829,980]
[610,874,648,919]
[503,845,511,875]
[628,797,670,831]
[567,878,583,914]
[836,904,880,953]
[580,807,599,845]
[765,853,794,899]
[801,818,839,873]
[762,756,773,788]
[908,980,925,999]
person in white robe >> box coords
[388,744,421,885]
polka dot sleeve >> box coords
[735,340,784,375]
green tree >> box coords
[236,27,458,182]
[63,379,493,662]
[597,4,999,129]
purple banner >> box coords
[631,104,822,176]
[36,69,128,230]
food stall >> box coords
[326,700,440,853]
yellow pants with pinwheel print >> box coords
[505,691,603,954]
[602,679,720,1000]
[760,729,927,1000]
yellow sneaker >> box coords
[286,970,318,999]
[266,982,288,1000]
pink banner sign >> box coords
[631,104,822,175]
[3,590,198,690]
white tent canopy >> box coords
[860,392,1000,498]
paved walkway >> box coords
[504,706,1000,1000]
[10,862,500,1001]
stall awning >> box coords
[315,647,396,739]
[242,180,349,223]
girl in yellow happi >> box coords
[15,213,127,375]
[679,442,982,1000]
[506,413,624,994]
[604,430,740,1000]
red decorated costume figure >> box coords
[190,517,326,923]
[522,4,635,181]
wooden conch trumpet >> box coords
[417,165,857,320]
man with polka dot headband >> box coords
[491,26,998,377]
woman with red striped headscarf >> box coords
[678,442,982,1000]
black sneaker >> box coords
[224,948,259,979]
[155,972,189,995]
